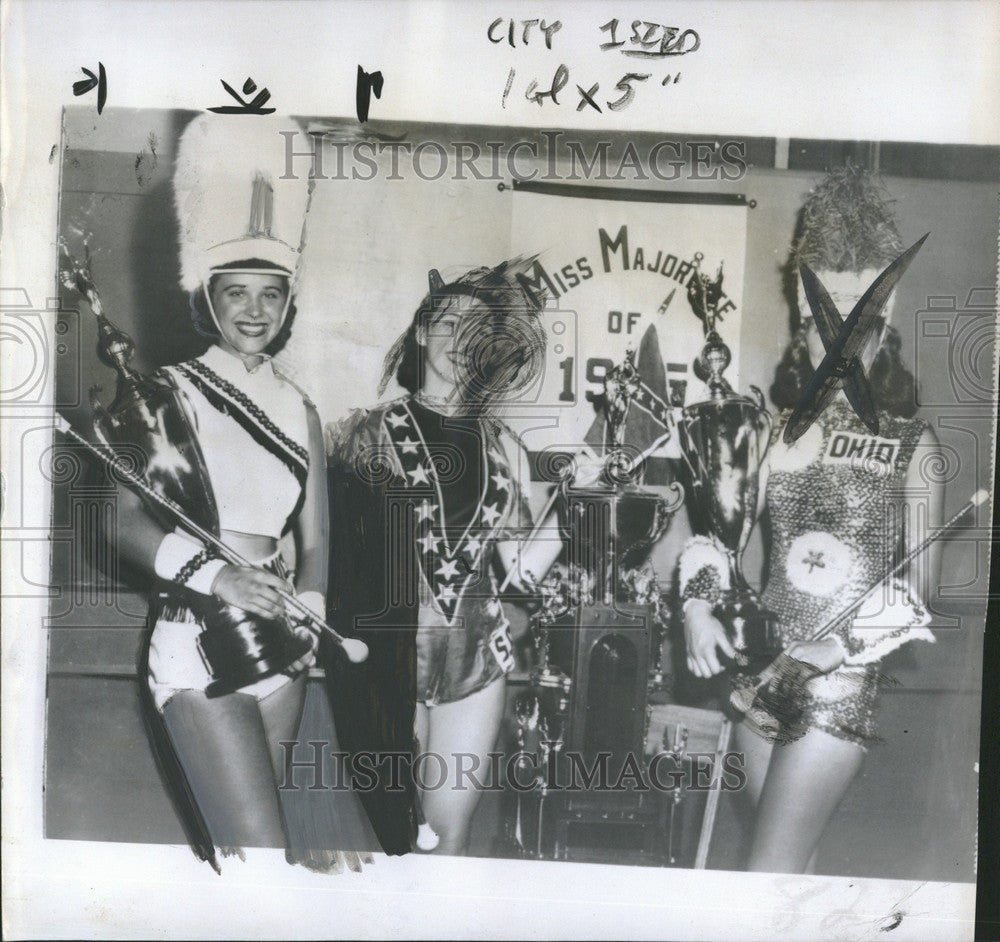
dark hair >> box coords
[770,323,917,418]
[381,257,548,411]
[188,259,296,356]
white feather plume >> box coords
[173,113,312,292]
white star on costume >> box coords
[436,558,460,579]
[417,532,440,553]
[481,503,501,526]
[386,413,409,429]
[437,583,457,602]
[407,464,431,486]
[491,470,510,491]
[399,436,420,455]
[464,535,482,559]
[414,502,438,522]
[786,531,853,596]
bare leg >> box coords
[747,727,864,874]
[731,719,775,867]
[161,687,296,848]
[258,672,308,778]
[733,719,774,810]
[418,678,507,856]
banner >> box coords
[509,183,749,454]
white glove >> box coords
[837,578,934,665]
[570,446,606,488]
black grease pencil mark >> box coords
[501,68,515,109]
[73,62,107,114]
[208,77,275,114]
[356,66,384,123]
[879,910,904,932]
[455,557,479,578]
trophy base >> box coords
[198,610,313,699]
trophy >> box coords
[677,256,775,661]
[568,347,683,600]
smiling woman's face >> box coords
[209,272,289,358]
[418,295,487,390]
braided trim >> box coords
[179,359,308,467]
[174,548,218,586]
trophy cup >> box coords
[566,348,683,601]
[677,257,775,662]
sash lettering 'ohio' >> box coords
[823,431,901,468]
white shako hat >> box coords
[173,113,312,293]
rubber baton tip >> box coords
[341,638,369,663]
[972,489,988,507]
[416,822,440,852]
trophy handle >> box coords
[675,414,703,486]
[749,386,774,457]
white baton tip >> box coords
[341,637,369,663]
[416,821,440,852]
[971,489,988,507]
[54,413,72,433]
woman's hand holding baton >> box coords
[55,414,369,663]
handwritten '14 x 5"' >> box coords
[503,66,680,113]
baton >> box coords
[55,414,369,664]
[733,489,988,711]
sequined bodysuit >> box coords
[757,397,929,743]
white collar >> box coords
[201,343,277,381]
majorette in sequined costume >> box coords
[760,399,932,742]
[680,397,934,745]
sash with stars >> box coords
[382,401,512,625]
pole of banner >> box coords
[54,413,369,664]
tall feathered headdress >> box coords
[173,113,312,292]
[791,163,904,274]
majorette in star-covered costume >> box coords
[323,260,545,854]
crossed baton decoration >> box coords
[783,233,929,445]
